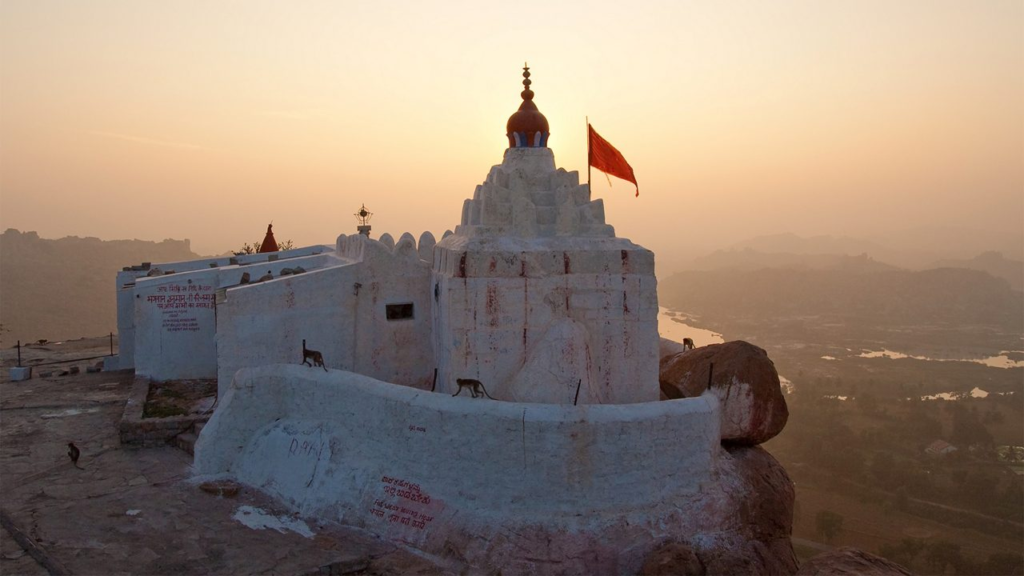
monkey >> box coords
[67,442,82,469]
[302,339,328,371]
[682,337,695,351]
[452,378,495,399]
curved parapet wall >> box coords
[195,365,725,571]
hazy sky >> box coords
[1,1,1021,265]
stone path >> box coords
[1,363,447,575]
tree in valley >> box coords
[234,239,295,255]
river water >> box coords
[656,307,724,348]
[856,349,1024,369]
[655,307,1020,400]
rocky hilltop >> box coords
[0,229,199,345]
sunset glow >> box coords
[1,0,1020,265]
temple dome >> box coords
[506,64,549,148]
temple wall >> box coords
[215,234,434,397]
[132,252,337,381]
[114,245,333,370]
[195,364,719,537]
[216,264,362,397]
[115,278,136,369]
[431,241,659,404]
[134,268,220,380]
[342,235,435,391]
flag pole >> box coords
[586,116,591,191]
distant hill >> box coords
[688,248,900,273]
[931,252,1023,291]
[723,230,1024,270]
[661,266,1022,331]
[0,229,200,345]
[729,233,887,257]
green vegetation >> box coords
[234,239,295,255]
[143,380,217,420]
[142,404,188,419]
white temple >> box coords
[115,65,658,406]
[110,67,774,573]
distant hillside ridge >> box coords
[729,233,887,256]
[0,229,200,345]
[931,251,1023,291]
[726,230,1024,270]
[661,266,1022,330]
[687,249,900,273]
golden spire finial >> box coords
[521,62,533,100]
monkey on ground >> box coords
[67,442,82,469]
[452,378,495,399]
[302,339,328,372]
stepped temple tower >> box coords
[430,65,659,404]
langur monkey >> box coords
[67,442,82,469]
[302,339,328,372]
[452,378,495,399]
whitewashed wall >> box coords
[432,239,659,404]
[213,252,337,287]
[134,269,220,380]
[216,263,362,397]
[115,278,137,369]
[195,365,720,571]
[216,234,434,397]
[114,245,333,370]
[341,234,435,392]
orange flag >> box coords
[588,124,639,197]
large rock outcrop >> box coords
[660,341,788,445]
[639,444,797,576]
[640,542,705,575]
[659,336,688,360]
[796,547,913,575]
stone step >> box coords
[175,432,197,456]
[530,190,555,207]
[193,420,206,436]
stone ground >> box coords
[1,338,447,576]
